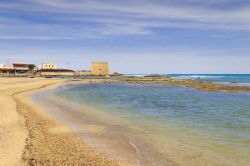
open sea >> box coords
[33,74,250,166]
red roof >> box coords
[0,67,29,71]
[0,67,15,71]
[13,63,31,65]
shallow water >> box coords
[33,83,250,166]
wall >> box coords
[91,62,109,76]
[74,71,92,76]
[40,72,74,76]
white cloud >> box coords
[0,0,250,39]
[0,1,249,73]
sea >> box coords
[33,74,250,166]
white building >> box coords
[42,63,57,69]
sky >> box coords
[0,0,250,74]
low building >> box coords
[0,67,16,75]
[6,62,29,68]
[91,61,109,76]
[1,62,34,75]
[39,63,75,76]
[42,63,57,69]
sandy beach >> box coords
[0,78,123,166]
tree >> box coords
[28,64,36,71]
[28,64,38,76]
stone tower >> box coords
[91,61,109,76]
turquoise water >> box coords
[53,83,250,166]
[166,74,250,86]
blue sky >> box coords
[0,0,250,74]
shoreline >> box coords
[45,81,250,166]
[32,87,141,166]
[2,75,250,92]
[31,82,178,166]
[34,81,250,166]
[42,76,250,92]
[1,77,250,165]
[0,78,123,166]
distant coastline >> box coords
[69,75,250,92]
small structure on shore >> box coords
[0,62,35,75]
[91,61,109,76]
[0,67,16,75]
[42,63,57,69]
[38,68,75,76]
[7,62,33,73]
[39,63,74,76]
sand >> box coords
[0,78,123,166]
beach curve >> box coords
[0,78,124,166]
